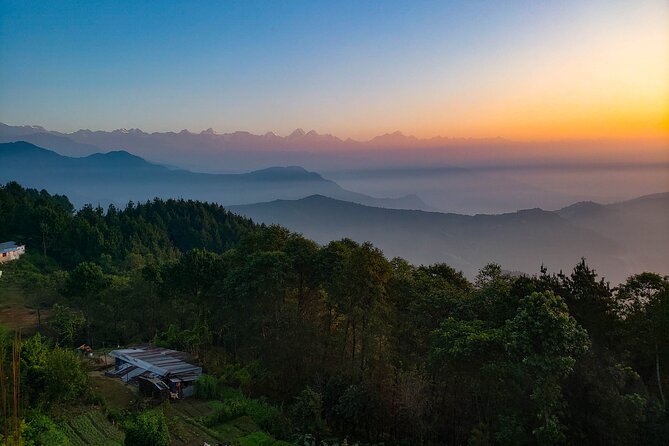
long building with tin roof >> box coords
[0,241,25,263]
[107,345,202,398]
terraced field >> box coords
[90,371,138,409]
[166,399,227,445]
[59,409,124,446]
[165,399,266,446]
[81,374,275,445]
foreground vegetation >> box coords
[0,181,668,445]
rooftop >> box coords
[109,345,201,379]
[0,241,23,254]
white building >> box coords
[0,242,25,264]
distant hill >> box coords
[4,122,667,173]
[0,123,104,157]
[231,194,669,284]
[0,141,429,210]
[556,192,669,280]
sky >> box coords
[0,0,668,141]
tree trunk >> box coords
[322,305,333,367]
[340,320,350,366]
[297,272,305,315]
[351,322,357,370]
[656,342,666,409]
[87,318,92,346]
[360,316,368,373]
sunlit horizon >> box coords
[1,0,667,144]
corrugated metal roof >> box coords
[105,364,138,378]
[137,375,170,390]
[0,242,22,254]
[168,372,201,383]
[109,345,202,379]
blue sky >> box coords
[1,0,667,139]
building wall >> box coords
[0,246,25,264]
[182,385,196,398]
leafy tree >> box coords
[291,387,328,439]
[50,304,86,347]
[20,334,49,408]
[618,273,669,409]
[43,348,89,404]
[124,410,170,446]
[61,262,110,345]
[560,259,616,348]
[504,291,590,444]
[22,414,70,445]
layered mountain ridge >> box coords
[230,193,669,284]
[0,141,429,210]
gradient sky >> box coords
[1,0,667,140]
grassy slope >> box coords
[59,409,124,446]
[90,373,271,446]
[0,260,50,333]
[166,399,266,446]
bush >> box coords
[153,324,199,352]
[195,374,219,399]
[238,431,278,446]
[44,347,89,403]
[245,398,291,439]
[22,414,70,446]
[201,395,290,439]
[124,409,170,446]
[291,387,327,436]
[219,363,252,391]
[195,365,253,400]
[205,399,248,425]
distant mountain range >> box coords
[0,122,511,172]
[0,141,429,210]
[230,193,669,284]
[2,122,666,172]
[0,122,506,154]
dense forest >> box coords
[0,181,668,445]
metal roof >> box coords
[137,375,170,390]
[109,345,202,379]
[167,372,201,383]
[0,242,22,254]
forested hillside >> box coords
[0,180,255,267]
[1,182,668,445]
[231,193,669,284]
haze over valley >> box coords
[2,122,667,214]
[1,137,666,284]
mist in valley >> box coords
[324,163,669,214]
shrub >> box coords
[44,347,89,403]
[124,409,170,446]
[205,399,248,425]
[23,414,70,446]
[195,374,219,399]
[245,398,291,439]
[153,324,199,352]
[291,387,327,436]
[238,431,277,446]
[219,363,252,391]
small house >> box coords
[0,242,25,264]
[106,345,202,398]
